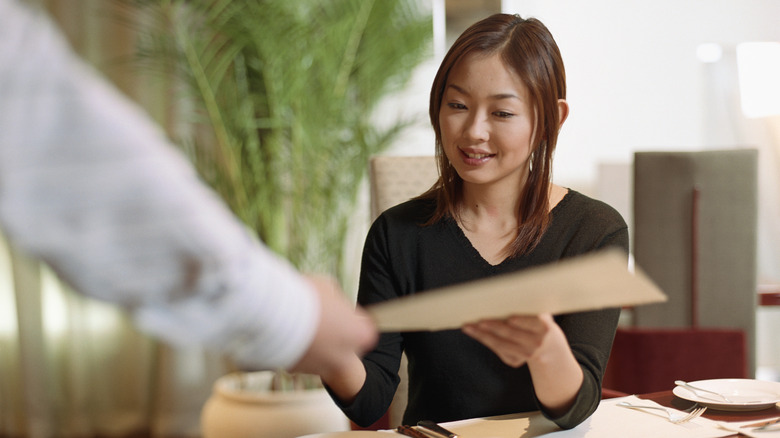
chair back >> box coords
[604,149,757,394]
[358,155,437,430]
[369,155,439,220]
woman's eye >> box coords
[494,111,514,118]
[447,102,467,110]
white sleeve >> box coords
[0,0,318,370]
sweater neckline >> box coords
[448,189,576,269]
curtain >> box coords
[0,1,231,437]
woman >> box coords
[322,13,628,430]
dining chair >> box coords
[350,155,439,431]
[368,155,439,222]
[603,149,757,395]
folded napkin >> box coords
[739,424,780,438]
[547,396,733,438]
[433,396,733,438]
[714,416,780,438]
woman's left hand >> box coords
[464,312,584,414]
[461,313,560,368]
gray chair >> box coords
[620,149,758,386]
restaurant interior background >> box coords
[1,0,778,437]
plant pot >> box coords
[201,371,350,438]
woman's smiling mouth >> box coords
[460,148,495,164]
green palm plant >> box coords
[125,0,432,281]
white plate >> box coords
[673,378,780,411]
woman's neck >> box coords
[455,182,566,266]
[458,183,520,230]
[456,182,567,233]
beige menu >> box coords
[367,249,667,332]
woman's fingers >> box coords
[462,314,554,368]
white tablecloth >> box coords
[436,396,732,438]
[301,395,779,437]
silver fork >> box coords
[675,380,734,403]
[617,401,708,424]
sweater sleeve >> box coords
[326,215,404,427]
[0,0,318,371]
[539,208,629,429]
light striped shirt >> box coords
[0,0,318,370]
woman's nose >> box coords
[463,113,489,142]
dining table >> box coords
[305,387,780,438]
[638,389,779,437]
[391,389,780,438]
[386,390,780,438]
[403,390,780,438]
[302,383,780,438]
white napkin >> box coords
[542,396,733,438]
[430,396,732,438]
[739,424,780,438]
[714,416,780,438]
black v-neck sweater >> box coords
[331,190,629,430]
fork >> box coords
[675,380,734,403]
[617,401,707,424]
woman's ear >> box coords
[557,99,569,128]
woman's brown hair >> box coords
[421,13,567,257]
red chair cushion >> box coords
[602,327,747,395]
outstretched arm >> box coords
[0,0,375,372]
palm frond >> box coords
[124,0,432,278]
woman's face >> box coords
[439,52,536,194]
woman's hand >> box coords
[462,312,583,415]
[461,313,558,368]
